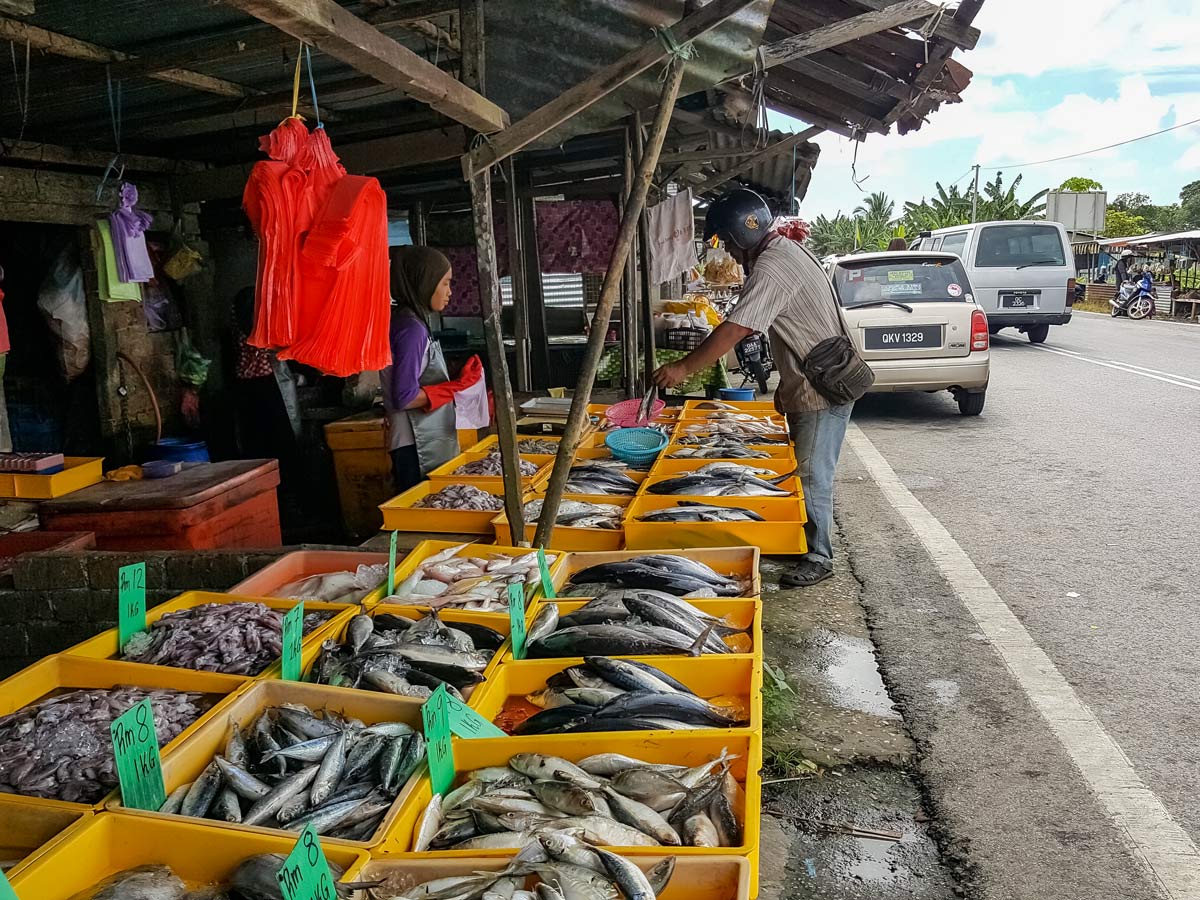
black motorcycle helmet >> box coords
[703,188,773,251]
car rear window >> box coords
[834,258,972,305]
[974,224,1066,267]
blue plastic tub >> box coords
[605,428,667,466]
[720,387,757,401]
[148,438,210,463]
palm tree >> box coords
[808,213,858,256]
[902,182,971,232]
[854,191,895,225]
[976,172,1048,220]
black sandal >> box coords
[779,561,833,588]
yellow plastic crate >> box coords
[0,794,88,879]
[506,597,760,662]
[426,449,547,490]
[106,680,426,851]
[299,603,511,700]
[530,467,647,496]
[553,547,761,597]
[62,591,351,679]
[683,400,778,414]
[648,456,798,480]
[345,855,753,900]
[660,441,795,462]
[378,731,762,863]
[380,481,506,534]
[0,655,249,811]
[388,540,566,604]
[230,550,390,604]
[469,654,762,735]
[625,495,807,554]
[0,457,104,500]
[640,463,802,499]
[9,812,367,898]
[492,494,630,552]
[673,420,790,442]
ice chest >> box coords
[40,459,282,550]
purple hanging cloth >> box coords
[109,182,155,283]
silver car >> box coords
[831,252,991,416]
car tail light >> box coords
[1067,277,1076,306]
[971,309,989,351]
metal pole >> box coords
[468,169,526,543]
[971,164,980,223]
[620,122,638,399]
[503,157,531,392]
[410,200,428,245]
[533,57,687,548]
[632,111,657,396]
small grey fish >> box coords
[310,730,348,807]
[84,865,187,900]
[594,847,655,900]
[179,761,222,819]
[527,604,559,645]
[241,766,319,827]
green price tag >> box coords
[421,686,456,796]
[281,601,304,682]
[117,561,147,652]
[537,548,556,599]
[276,823,336,900]
[446,692,506,739]
[110,698,166,811]
[387,530,399,596]
[507,583,528,660]
[0,868,19,900]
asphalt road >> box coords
[837,311,1200,899]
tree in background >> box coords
[901,182,971,232]
[1059,176,1104,192]
[1102,209,1147,238]
[1180,181,1200,227]
[808,213,858,256]
[976,172,1048,220]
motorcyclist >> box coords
[1114,249,1134,286]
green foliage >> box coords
[977,172,1048,220]
[1059,176,1104,192]
[1102,209,1147,238]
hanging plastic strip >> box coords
[304,44,322,129]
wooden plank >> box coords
[458,0,483,92]
[366,0,460,26]
[846,0,979,48]
[0,17,257,98]
[781,55,917,104]
[760,0,935,69]
[763,93,859,139]
[0,0,33,15]
[883,0,983,125]
[690,126,822,195]
[657,147,759,166]
[174,125,466,201]
[462,0,759,179]
[222,0,508,133]
[0,140,203,174]
[766,71,889,133]
[504,157,531,393]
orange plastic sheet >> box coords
[243,120,390,376]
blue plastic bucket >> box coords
[719,387,756,401]
[148,438,210,463]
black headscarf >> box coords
[390,245,451,326]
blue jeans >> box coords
[788,402,853,569]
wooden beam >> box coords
[782,55,917,105]
[503,157,531,393]
[764,94,860,139]
[760,0,936,70]
[0,0,33,15]
[656,147,760,166]
[0,139,204,174]
[366,0,460,26]
[690,126,822,195]
[457,0,483,92]
[461,0,758,180]
[175,125,466,201]
[848,0,980,49]
[883,0,983,125]
[766,72,889,133]
[400,18,460,54]
[533,57,686,548]
[0,17,257,98]
[221,0,508,133]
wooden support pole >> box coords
[519,171,551,388]
[504,156,532,393]
[633,111,656,397]
[410,200,429,245]
[469,169,526,543]
[461,0,757,180]
[533,57,686,548]
[620,123,638,400]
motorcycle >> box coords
[1109,280,1155,320]
[734,331,774,394]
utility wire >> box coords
[979,115,1200,171]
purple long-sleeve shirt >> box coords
[382,312,429,412]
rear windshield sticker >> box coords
[881,282,923,296]
[848,269,863,282]
[947,283,963,297]
[887,269,915,282]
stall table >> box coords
[40,460,281,550]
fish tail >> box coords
[770,469,798,484]
[689,622,716,657]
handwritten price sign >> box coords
[537,548,556,598]
[420,684,505,795]
[276,824,336,900]
[117,562,147,653]
[507,584,528,660]
[281,601,305,682]
[110,698,166,811]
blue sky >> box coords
[772,0,1200,220]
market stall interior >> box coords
[0,2,986,897]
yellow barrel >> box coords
[324,412,394,540]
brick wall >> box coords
[0,545,349,676]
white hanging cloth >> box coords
[647,188,697,285]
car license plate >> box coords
[1000,292,1037,308]
[863,325,942,350]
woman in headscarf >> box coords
[382,246,460,491]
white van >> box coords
[909,221,1075,343]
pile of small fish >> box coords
[413,749,742,851]
[0,687,211,803]
[518,438,560,454]
[310,610,502,699]
[387,543,558,612]
[636,501,764,523]
[273,563,387,604]
[525,587,749,658]
[69,855,359,900]
[414,484,503,511]
[667,440,771,459]
[524,498,624,530]
[160,704,424,841]
[564,464,640,496]
[454,450,540,477]
[681,419,788,439]
[565,554,748,598]
[647,464,791,497]
[675,431,788,446]
[121,603,333,675]
[693,400,737,410]
[376,843,676,900]
[514,656,746,734]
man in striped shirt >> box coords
[653,189,852,587]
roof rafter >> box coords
[760,0,938,70]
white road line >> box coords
[847,424,1200,899]
[1032,345,1200,393]
[1096,359,1200,387]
